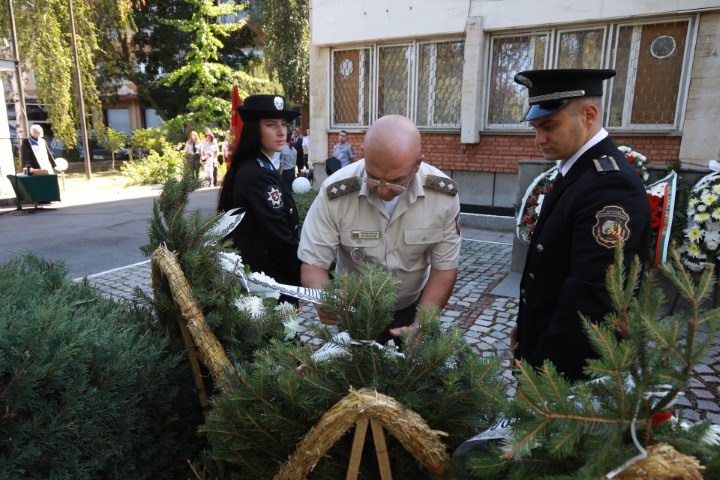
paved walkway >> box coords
[81,226,720,425]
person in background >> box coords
[20,124,56,172]
[291,128,304,171]
[301,128,310,170]
[184,131,202,179]
[222,130,234,171]
[201,130,219,187]
[298,115,461,344]
[280,133,297,194]
[332,130,355,168]
[510,68,652,381]
[217,94,302,305]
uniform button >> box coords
[289,208,294,214]
[521,289,525,296]
[529,273,535,280]
[421,235,427,241]
[294,225,298,230]
[536,244,544,253]
[522,298,527,305]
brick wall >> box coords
[327,132,681,174]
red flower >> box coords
[529,198,537,206]
[546,186,552,192]
[651,411,673,426]
[627,155,636,163]
[534,188,542,195]
[525,216,534,224]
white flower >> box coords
[713,184,720,195]
[705,241,719,251]
[235,295,265,317]
[618,146,631,153]
[701,192,717,205]
[686,227,703,242]
[697,204,707,213]
[695,212,711,223]
[702,424,720,446]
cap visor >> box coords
[522,100,572,121]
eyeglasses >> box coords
[362,172,414,193]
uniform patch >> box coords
[326,176,361,200]
[266,185,284,209]
[351,230,380,239]
[592,205,631,248]
[423,175,459,196]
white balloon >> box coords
[54,157,69,171]
[292,176,311,194]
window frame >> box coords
[330,38,465,131]
[483,15,696,133]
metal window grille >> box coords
[486,17,692,131]
[331,40,464,129]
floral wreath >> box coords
[618,146,649,183]
[516,164,559,242]
[679,165,720,271]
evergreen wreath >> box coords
[679,169,720,271]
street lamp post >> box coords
[67,0,92,179]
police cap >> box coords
[237,94,301,122]
[514,68,616,121]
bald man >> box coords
[298,115,461,343]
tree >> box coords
[99,127,128,170]
[0,0,132,148]
[256,0,310,105]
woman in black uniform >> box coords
[218,95,301,304]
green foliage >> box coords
[293,187,319,230]
[202,265,505,478]
[256,0,310,104]
[0,253,202,479]
[99,127,128,169]
[0,0,121,147]
[460,245,720,479]
[139,175,286,364]
[130,127,168,154]
[121,143,185,185]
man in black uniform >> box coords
[511,69,651,381]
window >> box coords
[106,108,131,135]
[486,18,692,131]
[331,40,464,129]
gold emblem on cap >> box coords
[274,96,284,110]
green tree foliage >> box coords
[0,0,131,146]
[459,246,720,479]
[0,254,203,478]
[201,265,505,478]
[121,142,185,185]
[256,0,310,104]
[99,127,128,169]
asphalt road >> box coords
[0,188,219,278]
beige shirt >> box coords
[298,159,461,309]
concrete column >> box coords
[309,44,330,189]
[460,16,484,144]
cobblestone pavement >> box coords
[82,236,719,425]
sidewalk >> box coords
[80,221,720,425]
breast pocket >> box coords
[402,227,443,266]
[340,229,381,263]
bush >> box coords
[0,254,204,479]
[121,144,186,185]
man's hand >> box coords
[388,323,418,337]
[301,262,338,325]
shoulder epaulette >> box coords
[423,175,459,196]
[593,155,619,174]
[326,176,361,200]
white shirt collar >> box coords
[560,128,608,177]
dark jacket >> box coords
[515,136,651,380]
[230,154,301,289]
[20,138,56,170]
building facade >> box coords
[309,0,720,212]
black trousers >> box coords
[376,300,419,345]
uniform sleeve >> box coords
[298,188,340,269]
[429,193,462,270]
[240,167,299,256]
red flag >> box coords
[229,85,243,168]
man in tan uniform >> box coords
[298,115,461,343]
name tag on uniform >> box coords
[351,230,380,239]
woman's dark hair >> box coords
[217,120,262,212]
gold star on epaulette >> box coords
[423,175,459,196]
[326,176,361,200]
